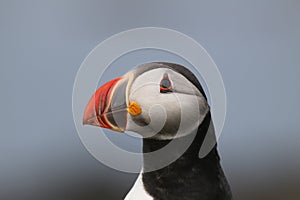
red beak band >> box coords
[83,77,129,132]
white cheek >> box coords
[172,94,209,138]
[126,89,208,139]
[126,86,169,137]
[126,68,209,139]
[126,103,167,138]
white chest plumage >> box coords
[124,172,153,200]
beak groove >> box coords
[83,77,122,129]
[83,76,130,132]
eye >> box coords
[160,73,173,93]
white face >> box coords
[125,68,209,140]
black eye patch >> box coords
[160,73,173,93]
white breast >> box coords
[124,172,153,200]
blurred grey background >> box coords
[1,0,300,200]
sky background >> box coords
[1,0,300,199]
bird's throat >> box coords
[140,113,232,200]
[142,112,214,170]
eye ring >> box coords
[160,73,173,93]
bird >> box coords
[83,62,232,200]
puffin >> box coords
[83,62,232,200]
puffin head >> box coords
[83,62,209,140]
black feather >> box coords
[137,62,232,200]
[142,113,232,200]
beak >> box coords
[83,76,130,132]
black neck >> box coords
[141,113,232,200]
[142,112,217,169]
